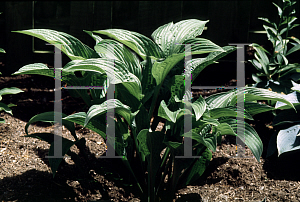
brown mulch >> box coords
[1,74,300,202]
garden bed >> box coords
[1,74,300,201]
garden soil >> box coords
[1,73,300,202]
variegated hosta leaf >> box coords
[92,29,164,60]
[205,91,236,109]
[219,119,263,162]
[209,106,254,120]
[244,101,275,116]
[235,87,295,110]
[0,87,24,101]
[12,29,99,60]
[63,58,143,100]
[215,123,237,137]
[205,87,295,111]
[93,39,142,81]
[12,63,55,77]
[190,95,207,121]
[178,38,224,54]
[152,46,224,87]
[151,19,209,57]
[12,62,102,107]
[84,99,139,128]
[188,46,237,83]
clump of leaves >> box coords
[248,0,300,101]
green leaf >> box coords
[24,112,77,139]
[152,41,224,87]
[152,53,186,86]
[92,29,164,60]
[0,102,13,115]
[280,16,298,26]
[84,99,139,127]
[209,105,254,120]
[180,38,224,53]
[206,87,295,112]
[7,103,17,108]
[182,131,217,152]
[0,118,5,123]
[289,36,300,44]
[286,44,300,56]
[205,90,236,109]
[152,19,209,57]
[258,17,272,24]
[63,58,143,101]
[191,95,207,121]
[273,2,283,17]
[190,46,237,83]
[63,112,107,139]
[249,59,263,71]
[93,39,142,81]
[0,48,5,53]
[215,123,237,137]
[244,101,275,116]
[12,29,99,60]
[158,100,192,123]
[0,87,23,101]
[12,63,55,77]
[219,119,263,162]
[263,25,278,44]
[252,73,263,83]
[279,53,289,65]
[234,87,295,110]
[251,44,270,75]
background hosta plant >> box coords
[13,19,295,202]
[248,0,300,102]
[266,80,300,158]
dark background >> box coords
[0,1,299,86]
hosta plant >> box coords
[248,0,300,102]
[267,80,300,158]
[12,19,295,201]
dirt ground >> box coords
[1,73,300,202]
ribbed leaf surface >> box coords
[92,29,164,60]
[13,29,99,60]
